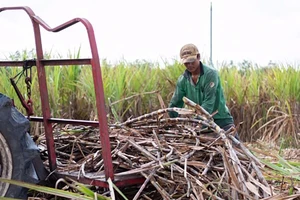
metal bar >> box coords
[31,11,57,172]
[29,117,100,127]
[0,60,36,67]
[10,78,34,116]
[56,172,145,188]
[0,59,91,67]
[77,176,145,188]
[0,6,114,180]
[82,19,114,180]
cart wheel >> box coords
[0,93,40,198]
[0,131,13,196]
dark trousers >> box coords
[221,124,240,140]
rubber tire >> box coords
[0,130,13,196]
[0,93,40,199]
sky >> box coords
[1,0,300,66]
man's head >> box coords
[180,43,200,64]
[180,44,200,74]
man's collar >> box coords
[199,61,204,76]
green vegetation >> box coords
[262,155,300,182]
[0,178,110,200]
[0,50,299,146]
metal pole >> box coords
[210,2,213,66]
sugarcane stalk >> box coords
[183,97,213,120]
[133,170,156,200]
[181,127,200,161]
[141,172,172,199]
[38,95,276,199]
[120,107,194,126]
[127,139,156,161]
[228,135,264,168]
[152,129,163,152]
[117,151,133,168]
[172,164,222,200]
[183,98,252,196]
[191,182,205,200]
[153,173,176,185]
[202,152,215,175]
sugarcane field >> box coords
[0,54,299,199]
[1,2,300,200]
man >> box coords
[168,43,238,136]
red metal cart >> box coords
[0,6,144,188]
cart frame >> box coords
[0,6,144,188]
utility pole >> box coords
[210,2,213,67]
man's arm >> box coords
[168,77,186,117]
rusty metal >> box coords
[0,58,92,67]
[10,78,34,116]
[56,172,145,188]
[0,6,118,183]
[8,60,35,116]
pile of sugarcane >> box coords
[39,97,277,199]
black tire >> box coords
[0,93,41,198]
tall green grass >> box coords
[0,50,299,145]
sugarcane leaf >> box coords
[107,178,128,200]
[244,181,261,197]
[218,146,240,189]
[276,155,300,173]
[0,178,93,200]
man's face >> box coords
[184,59,199,73]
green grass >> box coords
[0,49,300,145]
[0,178,110,200]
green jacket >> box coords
[169,62,233,128]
